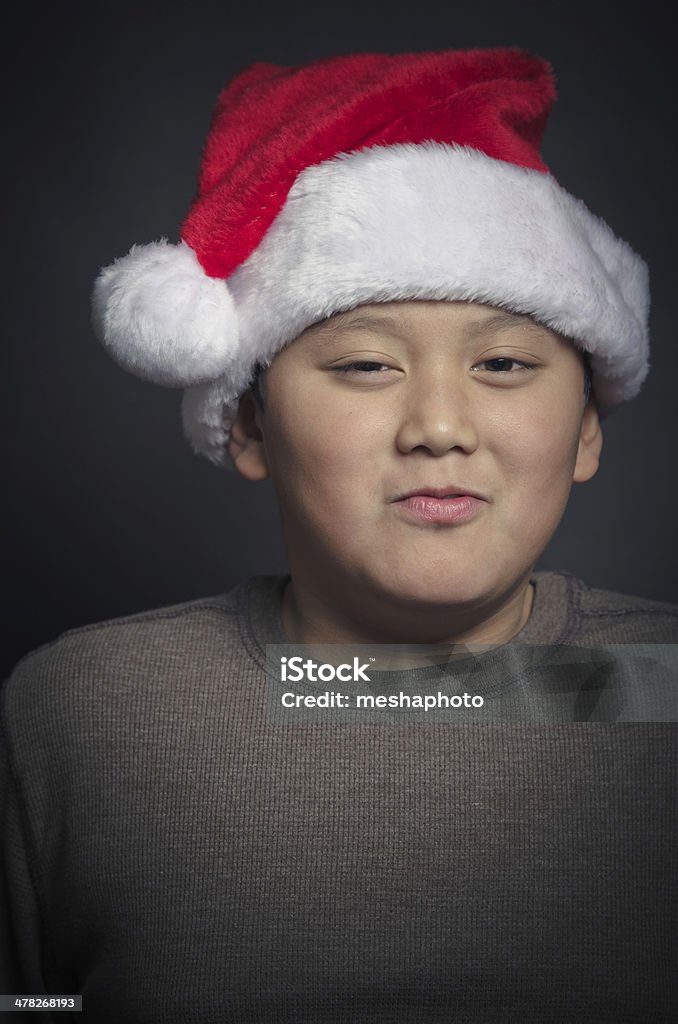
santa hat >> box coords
[92,48,650,466]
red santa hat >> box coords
[92,48,650,466]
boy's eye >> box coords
[473,357,534,373]
[332,361,392,373]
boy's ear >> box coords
[572,399,603,483]
[227,392,270,481]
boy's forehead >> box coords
[300,300,557,341]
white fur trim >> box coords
[91,239,240,387]
[183,143,649,465]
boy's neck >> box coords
[280,575,535,648]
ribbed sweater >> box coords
[1,571,677,1022]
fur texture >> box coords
[91,239,239,387]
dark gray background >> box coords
[4,0,676,678]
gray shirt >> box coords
[1,571,677,1021]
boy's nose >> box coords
[395,374,479,457]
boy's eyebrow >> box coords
[301,310,404,339]
[464,311,548,335]
[305,307,549,338]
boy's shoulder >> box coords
[1,580,278,730]
[576,574,678,629]
[535,570,678,645]
[7,587,241,674]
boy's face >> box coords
[230,300,602,614]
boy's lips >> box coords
[391,486,488,525]
[392,485,488,502]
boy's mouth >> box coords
[391,488,487,525]
[393,485,487,502]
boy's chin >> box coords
[367,568,509,613]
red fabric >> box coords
[181,48,556,279]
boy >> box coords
[2,48,677,1021]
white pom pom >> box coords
[91,239,239,387]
